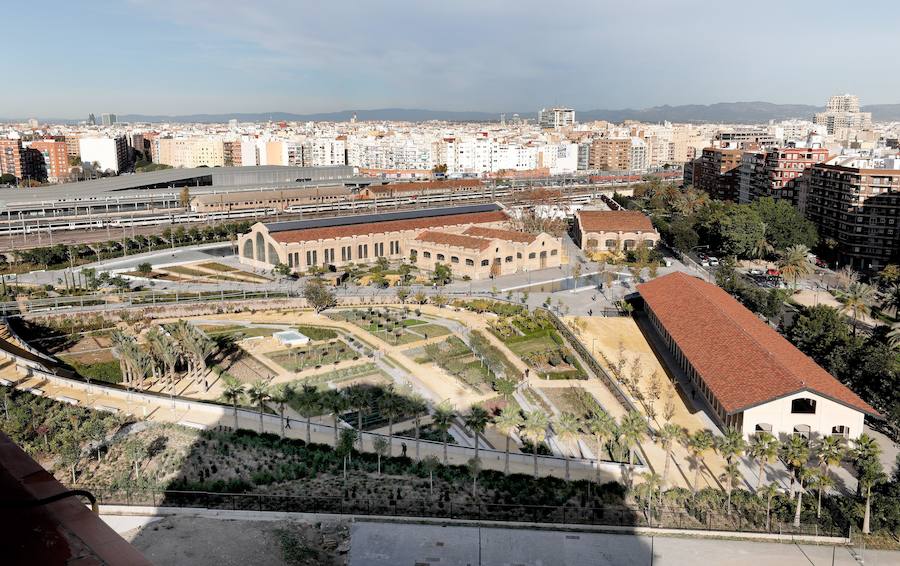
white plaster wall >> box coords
[741,390,865,440]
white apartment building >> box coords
[538,107,576,130]
[79,136,128,173]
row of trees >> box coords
[109,321,215,394]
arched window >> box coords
[242,239,254,259]
[586,238,599,249]
[255,232,265,261]
[505,256,513,263]
[451,256,459,264]
[267,244,278,265]
[437,253,445,261]
[605,239,616,249]
[624,239,636,250]
[793,425,811,439]
[423,251,431,259]
[465,259,474,266]
[528,252,536,259]
[646,240,655,248]
[516,252,522,259]
[754,423,772,434]
[481,259,489,266]
[791,398,817,414]
[550,249,558,256]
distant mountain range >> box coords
[10,102,900,124]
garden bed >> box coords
[266,340,357,372]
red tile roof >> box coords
[270,210,508,243]
[638,272,879,417]
[577,210,656,233]
[463,226,536,244]
[416,230,492,251]
[366,179,482,194]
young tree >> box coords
[372,436,389,476]
[657,423,685,489]
[781,434,811,527]
[554,411,581,482]
[124,438,146,480]
[587,410,615,482]
[721,461,742,515]
[685,430,714,495]
[269,383,291,438]
[136,262,153,276]
[748,431,779,491]
[395,287,410,304]
[422,455,440,498]
[619,411,647,487]
[303,280,336,313]
[247,380,271,433]
[432,401,456,465]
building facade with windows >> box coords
[574,210,659,253]
[738,145,829,205]
[692,147,743,201]
[803,160,900,271]
[237,204,562,279]
[638,272,879,440]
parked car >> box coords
[700,258,710,267]
[708,257,719,266]
[748,268,763,276]
[815,258,828,268]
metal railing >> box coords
[80,485,847,538]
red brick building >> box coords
[30,140,70,183]
[692,147,743,201]
[739,146,829,205]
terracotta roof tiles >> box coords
[638,272,879,417]
[578,210,655,233]
[415,230,492,251]
[463,226,536,243]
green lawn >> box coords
[295,325,339,341]
[198,262,237,272]
[60,357,122,384]
[200,325,275,340]
[506,333,559,357]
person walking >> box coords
[401,442,407,457]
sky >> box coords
[4,0,900,118]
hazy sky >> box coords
[5,0,899,118]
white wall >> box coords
[741,390,866,440]
[79,137,121,173]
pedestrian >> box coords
[401,442,407,457]
[588,309,593,316]
[286,418,291,429]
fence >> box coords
[79,485,847,538]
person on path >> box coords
[401,442,407,457]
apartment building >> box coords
[0,139,26,179]
[589,138,632,171]
[79,136,129,173]
[693,147,743,201]
[715,128,775,150]
[29,140,70,182]
[738,145,829,205]
[804,160,900,271]
[155,138,225,168]
[814,94,872,137]
[223,140,242,166]
[538,107,575,130]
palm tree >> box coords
[748,431,779,491]
[637,471,663,524]
[554,412,581,482]
[619,411,647,487]
[221,376,245,431]
[781,434,811,527]
[464,405,491,462]
[379,387,405,453]
[522,410,549,479]
[346,385,371,451]
[838,282,875,335]
[777,244,813,289]
[269,383,291,438]
[882,283,900,317]
[835,265,858,292]
[322,390,348,448]
[432,401,455,465]
[587,411,615,482]
[852,433,885,534]
[296,385,321,444]
[247,380,271,433]
[494,377,517,405]
[816,435,846,490]
[657,423,684,489]
[721,461,741,515]
[811,469,834,519]
[685,430,714,495]
[759,482,780,531]
[494,406,523,474]
[407,394,427,460]
[751,222,775,260]
[888,322,900,350]
[715,427,746,466]
[146,328,179,403]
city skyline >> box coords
[4,0,900,117]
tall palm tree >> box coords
[721,461,741,516]
[247,380,271,433]
[432,401,456,466]
[221,376,245,431]
[269,383,291,438]
[781,434,811,527]
[751,222,775,260]
[748,431,779,491]
[346,385,371,451]
[554,411,581,482]
[838,282,875,335]
[587,411,615,473]
[379,387,405,453]
[685,430,714,495]
[406,394,428,460]
[657,423,684,489]
[322,389,348,448]
[715,427,747,467]
[619,411,648,487]
[494,406,523,474]
[777,244,813,289]
[816,435,846,490]
[296,385,321,445]
[852,434,885,534]
[522,410,549,479]
[464,405,491,462]
[881,283,900,317]
[147,328,179,403]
